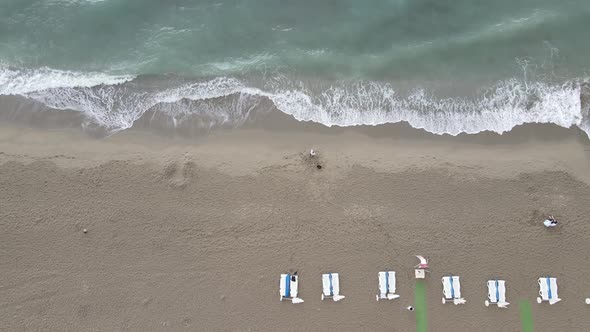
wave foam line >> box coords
[0,66,588,137]
[0,66,135,95]
[268,79,584,135]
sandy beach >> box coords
[1,111,590,331]
[3,1,590,330]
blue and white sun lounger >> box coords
[537,277,561,305]
[321,273,345,302]
[376,271,400,301]
[485,279,509,308]
[279,274,304,304]
[442,276,466,305]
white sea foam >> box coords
[1,66,588,137]
[267,79,584,135]
[20,76,250,131]
[0,66,134,95]
[204,53,276,73]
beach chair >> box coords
[414,255,429,279]
[442,276,466,305]
[321,273,345,302]
[485,279,509,308]
[537,277,561,304]
[376,271,400,301]
[279,273,304,304]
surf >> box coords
[0,65,588,138]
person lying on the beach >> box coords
[543,215,558,227]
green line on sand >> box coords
[520,300,534,332]
[415,280,428,332]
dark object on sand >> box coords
[317,165,322,169]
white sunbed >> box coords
[376,271,400,301]
[279,274,304,304]
[414,255,429,279]
[321,273,345,302]
[537,277,561,305]
[442,276,466,305]
[485,279,509,308]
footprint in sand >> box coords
[162,156,197,189]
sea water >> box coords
[1,0,589,135]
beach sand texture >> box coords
[1,116,590,331]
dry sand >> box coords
[1,113,590,331]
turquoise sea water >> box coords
[1,0,589,135]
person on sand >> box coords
[543,215,558,228]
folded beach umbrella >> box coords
[279,273,304,304]
[485,279,509,308]
[442,275,466,305]
[376,271,400,301]
[321,273,345,302]
[415,256,429,269]
[537,277,561,305]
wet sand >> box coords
[1,113,590,331]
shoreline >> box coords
[1,107,589,182]
[1,113,590,331]
[1,73,589,140]
[1,93,589,144]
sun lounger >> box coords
[537,277,561,304]
[321,273,345,302]
[485,279,509,308]
[442,275,466,305]
[376,271,400,301]
[414,255,429,279]
[280,273,304,304]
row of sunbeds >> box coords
[280,273,563,307]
